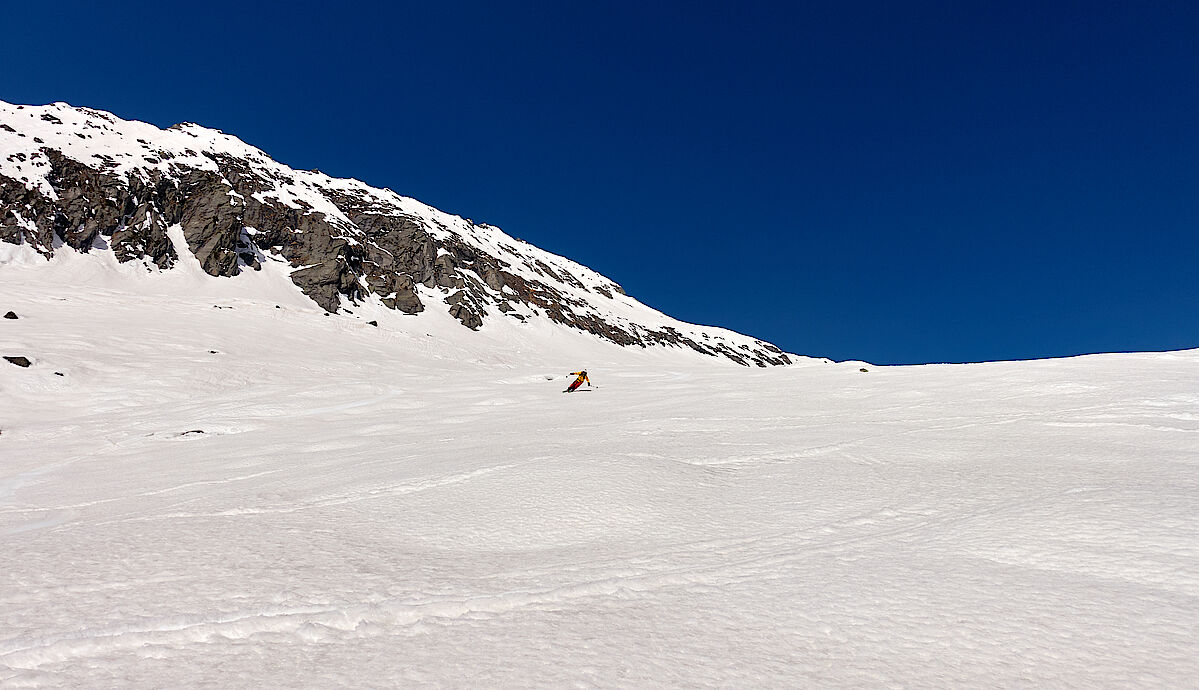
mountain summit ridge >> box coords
[0,101,794,366]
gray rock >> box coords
[178,178,244,277]
[445,290,484,329]
[4,356,31,367]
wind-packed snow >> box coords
[1,246,1198,688]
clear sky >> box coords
[3,1,1196,364]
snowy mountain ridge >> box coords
[3,102,1198,689]
[0,100,797,366]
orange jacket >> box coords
[569,371,590,386]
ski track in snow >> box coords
[1,279,1198,687]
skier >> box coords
[563,370,590,393]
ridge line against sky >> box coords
[2,0,1197,364]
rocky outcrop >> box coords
[0,101,795,366]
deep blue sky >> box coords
[4,1,1197,363]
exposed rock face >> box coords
[0,101,794,366]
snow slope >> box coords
[1,252,1197,687]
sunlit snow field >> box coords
[1,252,1197,688]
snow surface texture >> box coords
[2,251,1198,688]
